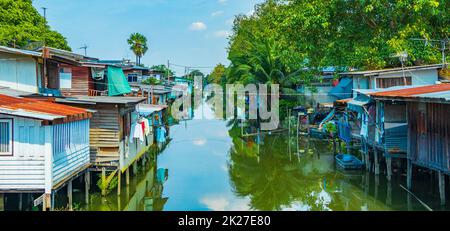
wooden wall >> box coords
[60,65,93,96]
[408,102,450,173]
[88,104,121,165]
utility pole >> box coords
[167,60,170,85]
[42,7,47,21]
[410,38,449,67]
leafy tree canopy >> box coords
[0,0,71,50]
[207,63,227,84]
[227,0,450,86]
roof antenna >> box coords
[78,44,88,56]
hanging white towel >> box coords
[133,122,144,143]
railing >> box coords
[88,89,108,96]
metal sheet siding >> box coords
[408,102,450,172]
[0,53,38,93]
[52,119,90,186]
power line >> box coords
[410,38,449,67]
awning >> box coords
[107,66,132,96]
[136,104,167,116]
[329,77,353,99]
[347,94,372,114]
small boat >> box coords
[335,154,363,170]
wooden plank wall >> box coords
[408,102,450,173]
[88,104,121,165]
[61,66,91,96]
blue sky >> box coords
[33,0,262,74]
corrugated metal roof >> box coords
[369,83,450,102]
[136,104,167,116]
[56,96,146,105]
[0,94,92,121]
[0,45,41,57]
[340,64,445,77]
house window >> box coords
[59,67,72,89]
[0,119,13,155]
[128,74,138,83]
[376,77,412,89]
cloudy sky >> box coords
[33,0,262,74]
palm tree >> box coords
[127,33,148,66]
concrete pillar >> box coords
[18,193,23,211]
[407,160,413,190]
[386,155,392,181]
[67,180,73,211]
[101,167,107,197]
[126,169,130,186]
[85,171,90,205]
[117,170,122,196]
[438,171,446,205]
[133,162,138,175]
[374,147,379,175]
[386,181,392,206]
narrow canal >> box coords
[75,100,449,211]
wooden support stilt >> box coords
[43,193,51,211]
[374,147,380,175]
[85,171,90,205]
[117,170,122,196]
[386,155,392,181]
[101,167,107,197]
[407,160,413,190]
[126,168,130,186]
[68,180,73,211]
[0,193,4,211]
[438,171,446,205]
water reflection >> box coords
[77,100,448,211]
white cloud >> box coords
[218,0,228,5]
[200,195,250,211]
[246,9,255,16]
[189,22,207,31]
[193,138,207,146]
[211,11,224,17]
[213,30,231,38]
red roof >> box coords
[0,94,92,122]
[369,84,450,98]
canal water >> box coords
[75,100,448,211]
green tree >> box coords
[127,33,148,66]
[150,64,174,79]
[227,0,450,78]
[141,77,160,85]
[0,0,70,50]
[207,63,227,84]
